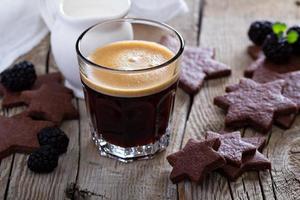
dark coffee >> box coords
[82,81,178,147]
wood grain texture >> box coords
[74,0,199,199]
[262,122,300,200]
[180,0,300,200]
[76,90,190,200]
[2,35,80,200]
[2,0,300,199]
[229,129,267,200]
[226,1,300,199]
[0,36,50,199]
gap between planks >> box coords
[179,0,300,200]
[1,37,50,199]
[70,0,197,199]
[1,36,81,200]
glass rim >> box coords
[76,18,185,73]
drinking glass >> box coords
[76,18,184,162]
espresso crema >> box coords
[81,40,178,97]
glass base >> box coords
[91,129,170,163]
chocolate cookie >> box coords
[21,84,78,124]
[214,78,297,133]
[242,136,266,152]
[206,131,256,166]
[252,68,300,128]
[0,72,62,108]
[247,45,262,60]
[220,151,271,181]
[161,35,231,94]
[167,138,226,183]
[219,136,270,181]
[180,47,231,94]
[0,115,54,160]
[230,68,300,129]
[245,45,300,77]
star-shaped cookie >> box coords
[0,72,62,108]
[0,115,54,159]
[227,69,300,129]
[247,45,262,60]
[178,47,231,94]
[206,131,256,166]
[219,136,270,181]
[214,78,297,133]
[253,68,300,128]
[220,151,271,181]
[242,136,266,152]
[166,138,226,183]
[160,35,231,94]
[245,45,300,78]
[20,84,78,124]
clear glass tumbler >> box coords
[76,18,184,162]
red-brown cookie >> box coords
[242,136,266,152]
[161,35,231,94]
[219,136,270,181]
[206,131,256,166]
[166,138,226,183]
[167,138,221,166]
[20,84,78,124]
[229,68,300,129]
[0,115,54,160]
[253,68,300,128]
[220,151,271,181]
[179,47,231,94]
[247,45,262,60]
[0,72,63,108]
[214,78,297,133]
[245,45,300,77]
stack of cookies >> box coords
[215,20,300,133]
[167,131,270,183]
[167,20,300,184]
[0,61,78,161]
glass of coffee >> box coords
[76,18,184,162]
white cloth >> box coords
[0,0,188,72]
[0,0,48,72]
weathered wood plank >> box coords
[3,35,80,200]
[180,0,300,200]
[76,90,190,200]
[0,36,50,199]
[224,1,300,199]
[179,0,247,199]
[0,109,12,199]
[262,120,300,200]
[229,129,267,200]
[74,0,200,199]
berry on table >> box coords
[0,61,37,91]
[262,34,293,63]
[27,145,59,173]
[287,26,300,54]
[38,127,69,155]
[248,21,273,45]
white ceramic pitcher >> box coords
[39,0,131,98]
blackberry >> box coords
[287,26,300,54]
[248,21,273,45]
[38,127,69,154]
[262,34,293,63]
[27,145,59,173]
[0,61,37,91]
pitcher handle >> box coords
[39,0,58,30]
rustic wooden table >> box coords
[1,0,300,199]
